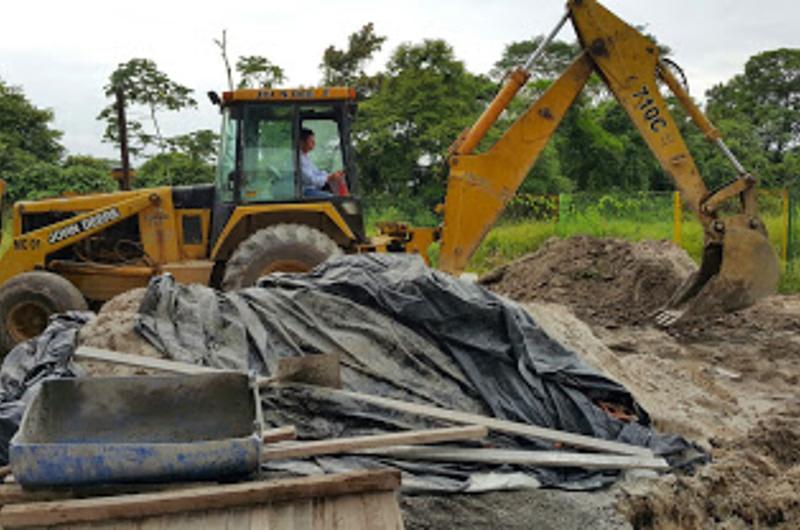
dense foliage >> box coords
[0,30,796,211]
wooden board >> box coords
[47,492,403,530]
[0,483,217,507]
[74,347,219,376]
[0,470,401,529]
[262,425,487,460]
[357,446,669,470]
[262,425,298,444]
[297,385,654,457]
[73,347,652,457]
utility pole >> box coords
[115,88,131,191]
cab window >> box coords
[241,105,295,202]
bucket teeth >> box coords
[654,215,780,326]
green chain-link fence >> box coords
[499,189,797,290]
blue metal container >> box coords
[10,373,261,488]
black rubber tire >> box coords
[0,271,88,355]
[222,223,342,290]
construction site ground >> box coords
[76,236,800,530]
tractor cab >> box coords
[215,87,359,204]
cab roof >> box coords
[222,87,357,105]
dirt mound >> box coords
[621,407,800,529]
[76,288,163,376]
[429,237,798,529]
[481,237,696,326]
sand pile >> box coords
[76,288,162,376]
[481,237,696,326]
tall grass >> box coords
[367,194,798,294]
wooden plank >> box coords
[296,385,654,457]
[0,482,218,507]
[247,504,273,529]
[357,446,670,471]
[267,501,295,530]
[362,491,404,530]
[261,426,487,461]
[290,499,315,530]
[332,492,368,530]
[73,347,651,457]
[0,470,400,529]
[312,496,336,530]
[74,346,219,375]
[262,425,298,444]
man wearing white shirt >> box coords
[299,128,345,198]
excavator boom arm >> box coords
[436,0,779,317]
[439,54,594,273]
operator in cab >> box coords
[299,128,347,197]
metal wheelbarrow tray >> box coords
[10,373,261,488]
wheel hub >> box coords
[260,259,313,276]
[6,301,50,344]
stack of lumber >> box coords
[74,346,669,471]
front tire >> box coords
[0,272,88,355]
[221,223,342,290]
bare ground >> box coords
[486,236,800,529]
[80,238,800,529]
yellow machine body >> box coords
[0,0,779,350]
[436,0,779,320]
[0,189,359,302]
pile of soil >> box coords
[481,237,696,326]
[490,236,800,529]
[621,408,800,529]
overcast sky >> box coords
[1,0,797,160]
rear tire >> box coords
[0,272,88,355]
[221,223,342,290]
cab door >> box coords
[241,104,296,202]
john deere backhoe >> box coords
[0,0,780,353]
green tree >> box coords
[321,23,386,92]
[490,37,578,82]
[9,158,116,201]
[136,130,218,188]
[136,152,215,188]
[235,56,286,89]
[0,78,64,201]
[354,40,494,207]
[705,48,800,187]
[165,130,219,165]
[97,58,197,156]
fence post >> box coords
[788,189,795,273]
[672,191,682,246]
[781,188,790,267]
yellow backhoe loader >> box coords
[0,0,779,353]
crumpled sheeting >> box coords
[134,254,703,491]
[0,312,91,463]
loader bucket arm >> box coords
[439,55,593,274]
[0,191,159,287]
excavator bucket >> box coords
[655,214,780,326]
